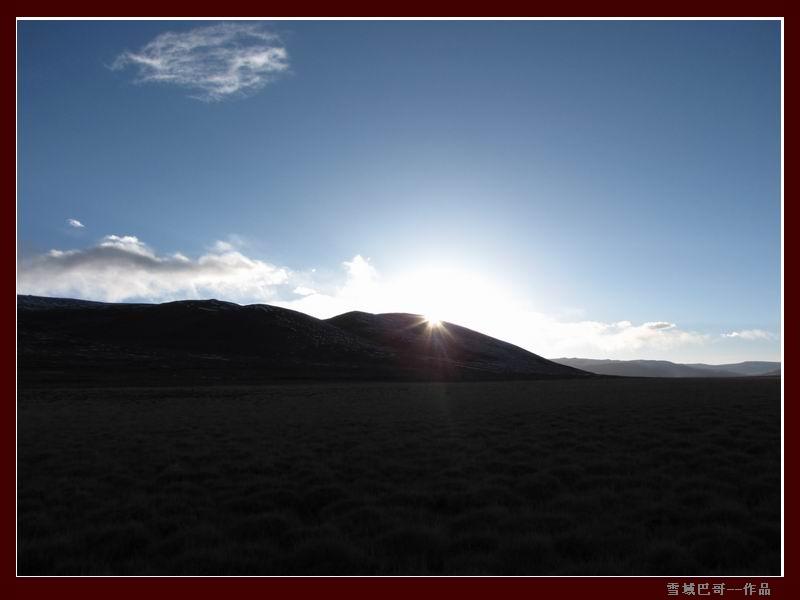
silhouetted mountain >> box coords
[551,357,780,378]
[326,311,570,379]
[683,361,781,376]
[759,369,782,377]
[18,295,589,385]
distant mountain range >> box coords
[17,295,589,385]
[551,357,780,378]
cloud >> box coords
[643,321,675,330]
[273,255,381,319]
[99,234,154,256]
[111,23,289,101]
[66,218,85,228]
[524,317,707,357]
[293,286,317,296]
[723,329,776,341]
[18,234,288,303]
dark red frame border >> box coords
[9,10,786,600]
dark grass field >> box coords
[18,377,780,575]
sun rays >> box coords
[425,315,442,328]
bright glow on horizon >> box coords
[389,266,516,326]
[425,315,442,327]
[17,238,779,363]
[284,260,724,362]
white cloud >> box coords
[519,317,707,357]
[18,234,288,303]
[66,218,85,228]
[212,240,235,253]
[112,23,289,101]
[99,234,155,257]
[274,255,381,319]
[293,286,317,296]
[723,329,775,341]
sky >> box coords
[17,19,782,363]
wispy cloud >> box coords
[723,329,776,341]
[112,23,289,101]
[66,218,85,228]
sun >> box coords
[389,265,517,336]
[425,315,442,327]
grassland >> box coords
[18,378,780,575]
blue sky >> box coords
[17,19,781,363]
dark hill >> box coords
[18,295,589,385]
[683,361,781,376]
[757,368,781,377]
[552,357,780,378]
[327,311,574,378]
